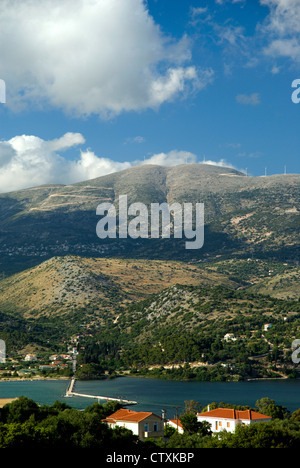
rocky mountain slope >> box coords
[0,255,238,319]
[0,164,299,275]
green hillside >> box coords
[76,283,300,381]
[0,164,299,381]
[0,255,238,319]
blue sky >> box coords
[0,0,299,192]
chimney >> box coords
[207,405,210,412]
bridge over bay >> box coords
[64,378,137,406]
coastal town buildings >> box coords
[24,354,38,361]
[197,407,271,434]
[166,419,184,433]
[103,405,272,440]
[102,408,164,440]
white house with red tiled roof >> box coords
[102,408,164,440]
[166,418,184,434]
[197,407,271,434]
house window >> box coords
[153,423,158,432]
[144,423,149,432]
[219,421,222,427]
[227,422,230,428]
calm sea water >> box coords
[0,377,300,418]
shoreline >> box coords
[122,372,294,383]
[0,373,297,384]
[0,376,70,382]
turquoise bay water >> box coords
[0,377,300,418]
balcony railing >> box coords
[143,430,164,438]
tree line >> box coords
[1,396,300,448]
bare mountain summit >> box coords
[0,164,299,275]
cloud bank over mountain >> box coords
[0,133,240,193]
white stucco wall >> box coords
[109,417,164,438]
[197,416,237,433]
[111,421,139,435]
[197,415,271,433]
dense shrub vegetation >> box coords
[0,396,300,448]
[75,285,300,381]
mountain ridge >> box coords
[0,164,298,377]
[0,164,299,275]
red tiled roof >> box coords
[102,408,160,424]
[168,419,183,428]
[197,408,271,421]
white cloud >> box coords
[199,157,239,170]
[0,0,212,117]
[215,0,246,5]
[217,25,246,47]
[237,151,263,159]
[271,64,280,74]
[141,150,197,166]
[191,7,208,16]
[236,93,261,105]
[0,132,242,193]
[260,0,300,62]
[70,150,132,182]
[260,0,300,36]
[0,133,86,192]
[47,133,86,152]
[124,136,146,145]
[264,38,300,62]
[205,0,300,71]
[0,133,132,192]
[189,6,211,26]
